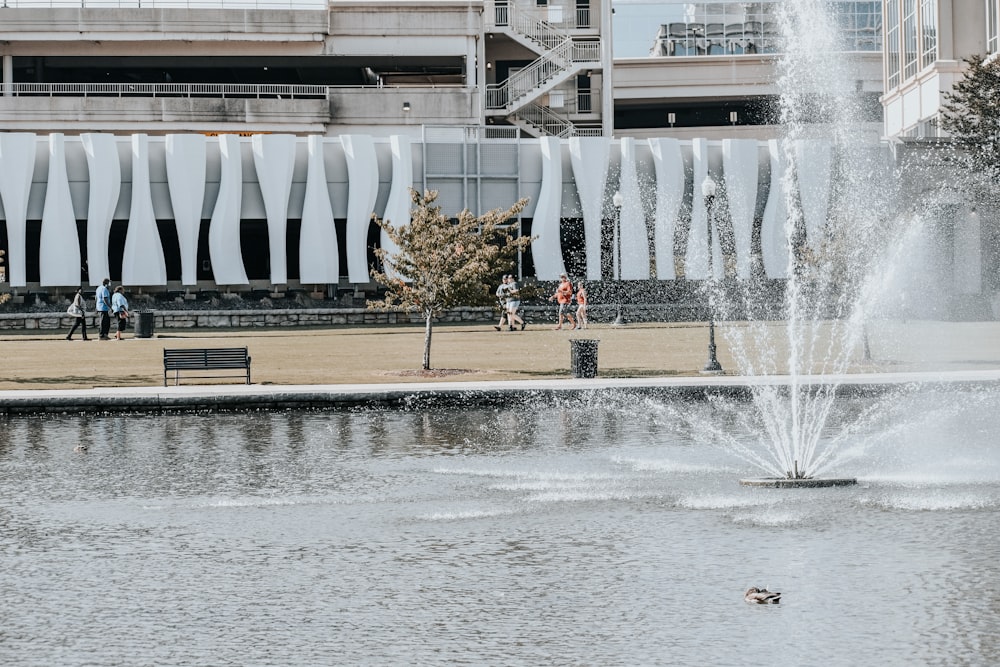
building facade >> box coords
[881,0,999,139]
[615,0,884,140]
[879,1,1000,315]
[0,0,995,318]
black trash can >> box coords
[569,339,599,378]
[135,310,155,339]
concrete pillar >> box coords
[601,0,613,137]
[466,35,477,86]
[2,55,12,97]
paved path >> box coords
[3,319,1000,410]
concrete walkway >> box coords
[2,319,1000,411]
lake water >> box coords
[2,387,1000,666]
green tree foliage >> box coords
[369,189,530,370]
[940,55,1000,185]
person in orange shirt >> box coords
[548,273,576,330]
[575,281,589,330]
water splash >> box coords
[709,1,925,479]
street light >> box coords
[612,189,625,326]
[701,175,723,373]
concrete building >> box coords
[880,0,996,139]
[0,0,613,295]
[0,0,993,319]
[878,1,1000,317]
[0,0,610,139]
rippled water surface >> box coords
[2,389,1000,666]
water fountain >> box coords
[700,1,919,487]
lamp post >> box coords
[612,189,625,326]
[701,175,723,373]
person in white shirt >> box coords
[493,275,510,331]
[505,276,526,331]
[65,288,90,341]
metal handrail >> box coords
[0,82,471,97]
[0,0,326,8]
[484,40,599,111]
[512,103,602,138]
[514,102,574,138]
[1,82,326,98]
[508,5,567,50]
[489,0,581,34]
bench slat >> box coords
[163,347,251,386]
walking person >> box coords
[505,275,526,331]
[575,281,589,330]
[111,285,129,341]
[65,288,90,341]
[96,278,112,340]
[493,275,509,331]
[548,273,576,330]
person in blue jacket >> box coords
[95,278,112,340]
[111,285,130,341]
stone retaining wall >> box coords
[0,304,713,331]
[0,306,499,331]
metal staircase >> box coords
[486,1,600,137]
[508,102,576,137]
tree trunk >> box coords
[423,313,433,370]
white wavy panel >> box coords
[208,134,249,286]
[568,136,610,280]
[761,139,790,279]
[252,134,296,285]
[379,135,413,282]
[122,134,167,286]
[0,132,37,287]
[165,134,207,286]
[39,134,81,287]
[81,133,121,287]
[648,138,684,281]
[342,134,379,284]
[299,135,339,284]
[794,139,832,252]
[531,136,565,281]
[617,138,650,279]
[684,138,713,280]
[723,139,760,280]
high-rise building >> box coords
[614,0,884,139]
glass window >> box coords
[903,0,918,79]
[652,1,882,57]
[988,0,1000,55]
[920,0,937,69]
[886,0,901,88]
[860,2,883,51]
[827,1,882,51]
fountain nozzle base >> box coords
[739,477,858,488]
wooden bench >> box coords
[163,347,251,386]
